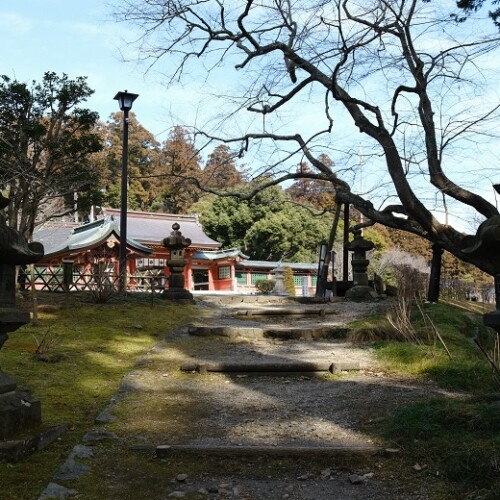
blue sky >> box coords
[0,0,334,159]
[2,1,500,231]
[0,0,188,141]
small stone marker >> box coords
[271,264,288,296]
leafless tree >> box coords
[115,0,500,274]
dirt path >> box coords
[39,296,449,500]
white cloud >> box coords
[0,11,32,35]
[70,22,103,37]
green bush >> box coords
[255,279,276,294]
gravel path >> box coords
[39,295,450,500]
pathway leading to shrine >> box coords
[39,295,449,500]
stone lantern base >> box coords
[0,376,42,440]
[161,258,195,303]
[345,285,378,301]
[1,309,42,441]
[484,310,500,332]
[161,288,194,303]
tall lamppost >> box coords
[114,90,138,293]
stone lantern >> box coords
[271,264,288,296]
[345,230,378,301]
[461,214,500,330]
[0,195,45,443]
[161,223,194,302]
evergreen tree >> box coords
[157,126,202,213]
[0,72,102,237]
[191,185,330,262]
[98,112,160,212]
[203,144,244,189]
[283,266,296,296]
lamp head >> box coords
[113,90,139,111]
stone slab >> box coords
[187,325,349,340]
[38,482,78,500]
[53,456,91,481]
[232,307,337,317]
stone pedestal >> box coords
[162,256,194,302]
[1,309,30,349]
[0,375,42,440]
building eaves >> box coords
[236,260,318,271]
[193,248,249,261]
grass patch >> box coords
[358,300,500,498]
[381,397,500,499]
[0,292,196,500]
[347,314,400,343]
[363,302,500,393]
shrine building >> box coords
[33,208,318,295]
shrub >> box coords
[255,279,276,294]
[32,327,63,362]
[381,250,428,342]
[283,266,296,296]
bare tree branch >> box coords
[115,0,500,274]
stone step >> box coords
[180,361,360,374]
[195,294,299,305]
[263,326,349,340]
[231,307,337,317]
[187,325,349,340]
[155,443,380,459]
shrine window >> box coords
[218,266,231,280]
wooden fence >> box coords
[20,265,165,293]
